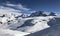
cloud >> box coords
[6,3,30,11]
[0,6,21,13]
[0,3,29,13]
[0,3,35,14]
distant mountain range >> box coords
[30,11,56,17]
[0,11,60,36]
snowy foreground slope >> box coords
[26,17,60,36]
[0,29,30,36]
[0,11,60,36]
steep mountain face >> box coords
[30,11,56,17]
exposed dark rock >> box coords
[49,12,56,16]
[0,22,2,24]
[18,19,34,28]
[30,11,56,17]
[48,17,60,26]
[0,14,5,18]
[30,11,45,17]
[13,19,34,30]
[15,15,21,18]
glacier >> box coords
[0,7,60,36]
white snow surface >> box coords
[0,4,58,36]
[0,28,30,36]
[0,11,56,36]
[17,16,54,33]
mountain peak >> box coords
[30,11,56,17]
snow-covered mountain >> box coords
[0,11,60,36]
[0,11,30,36]
[30,11,56,17]
[26,17,60,36]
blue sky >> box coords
[0,0,60,14]
[20,0,60,13]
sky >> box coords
[0,0,60,14]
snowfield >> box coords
[16,16,54,33]
[0,10,59,36]
[0,29,30,36]
[0,14,55,36]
